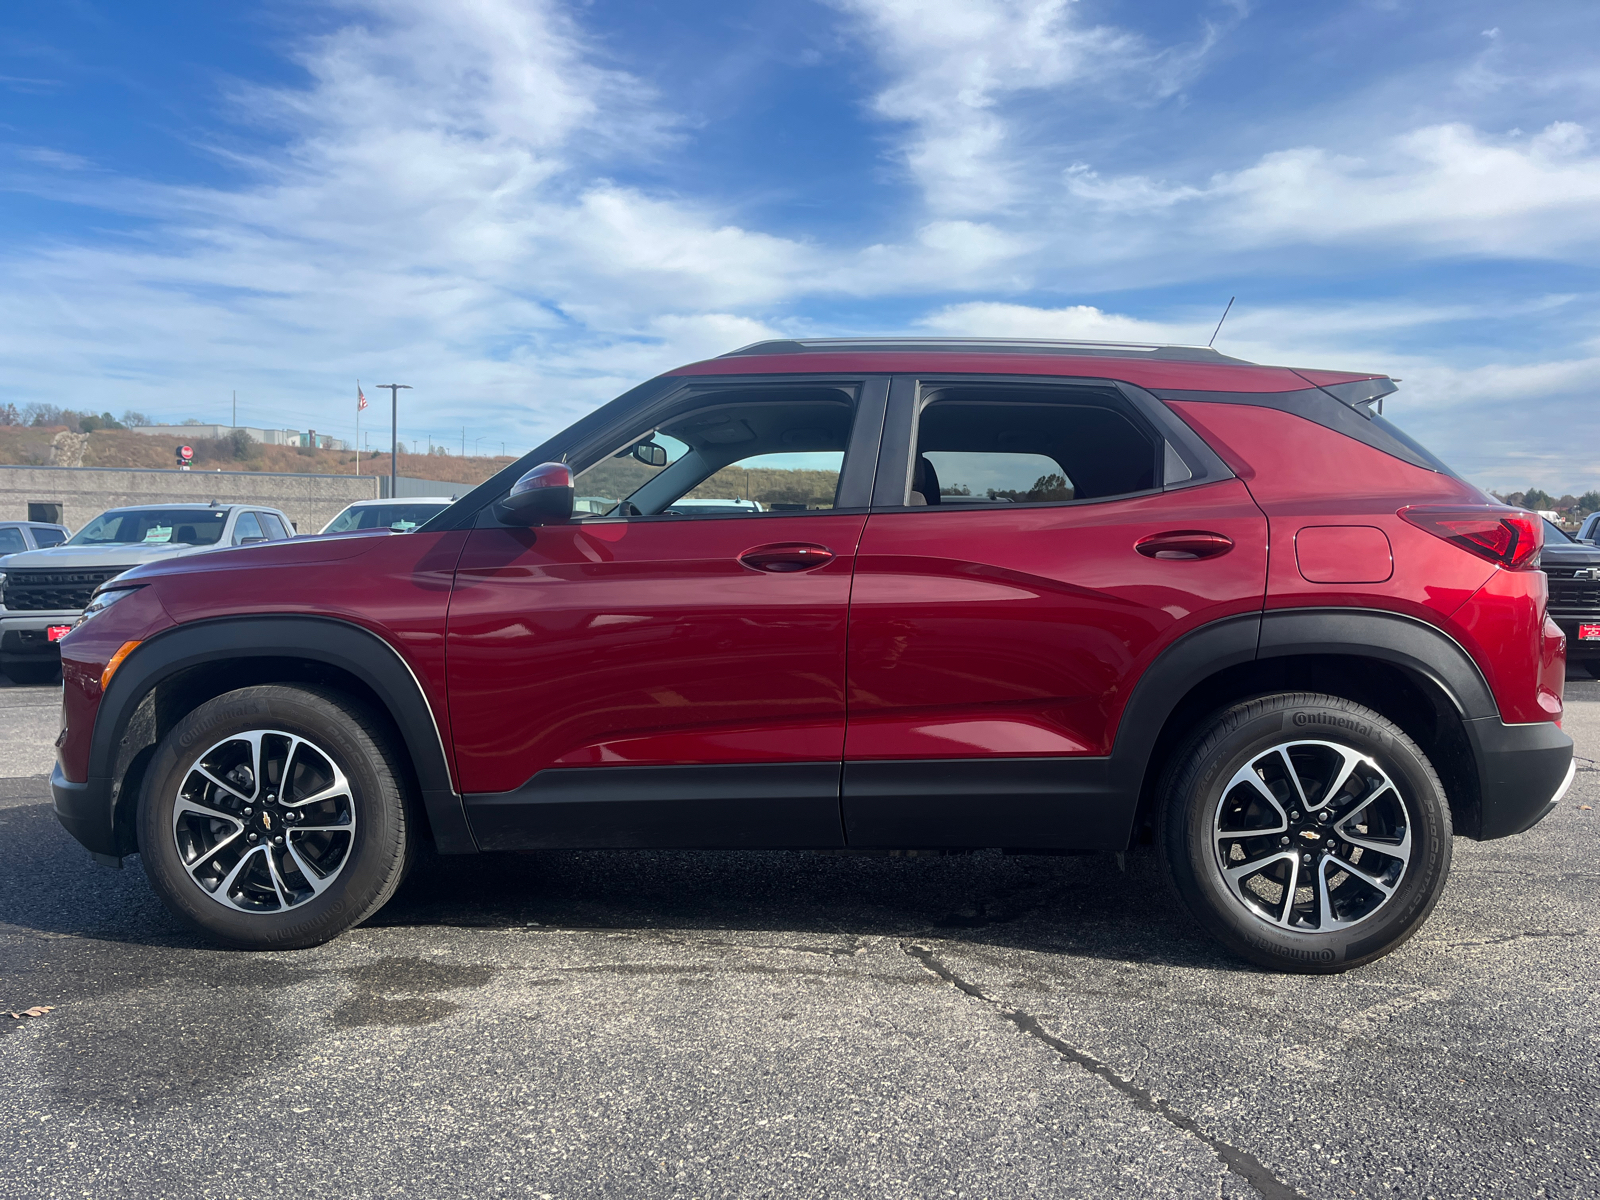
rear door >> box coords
[445,378,887,849]
[842,376,1268,849]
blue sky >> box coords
[4,0,1600,492]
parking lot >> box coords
[0,674,1595,1200]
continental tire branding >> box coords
[177,702,259,750]
[1292,711,1375,741]
[1242,932,1338,963]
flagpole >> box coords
[355,381,361,476]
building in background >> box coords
[130,424,349,451]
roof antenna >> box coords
[1207,296,1235,347]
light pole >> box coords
[473,436,486,456]
[376,384,411,498]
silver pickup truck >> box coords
[0,502,295,685]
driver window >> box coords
[573,388,855,518]
[232,511,264,544]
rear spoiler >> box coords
[1301,375,1399,418]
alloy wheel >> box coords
[170,729,357,913]
[1212,739,1412,932]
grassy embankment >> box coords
[0,426,515,485]
[0,427,842,507]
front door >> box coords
[446,380,885,849]
[842,378,1268,848]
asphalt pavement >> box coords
[2,670,1597,1199]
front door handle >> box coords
[739,543,835,573]
[1135,530,1234,560]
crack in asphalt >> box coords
[1444,927,1591,949]
[903,942,1309,1200]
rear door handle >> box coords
[1135,530,1234,560]
[739,543,835,573]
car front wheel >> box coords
[1161,692,1451,973]
[137,684,413,950]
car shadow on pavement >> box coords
[0,788,1247,973]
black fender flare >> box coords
[89,614,475,856]
[1254,607,1496,719]
[1105,607,1505,845]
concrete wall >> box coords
[0,465,378,534]
[378,474,475,499]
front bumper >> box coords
[1551,615,1600,659]
[1463,716,1574,839]
[0,610,79,663]
[51,761,123,859]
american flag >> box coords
[357,382,368,411]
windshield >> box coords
[321,502,450,534]
[68,509,228,547]
[1543,518,1574,545]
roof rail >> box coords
[718,337,1254,365]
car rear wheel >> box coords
[137,685,413,950]
[1161,692,1451,973]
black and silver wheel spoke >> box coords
[173,728,356,914]
[1213,739,1411,933]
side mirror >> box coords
[497,462,574,526]
[631,440,668,467]
[237,536,268,545]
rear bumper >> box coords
[1464,716,1574,839]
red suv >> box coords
[52,339,1573,971]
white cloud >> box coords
[0,0,821,448]
[828,0,1208,216]
[1064,121,1600,259]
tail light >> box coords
[1398,506,1543,570]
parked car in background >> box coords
[319,497,456,534]
[1575,512,1600,544]
[55,337,1572,973]
[1540,517,1600,677]
[0,520,71,562]
[0,503,294,685]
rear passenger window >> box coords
[32,527,66,547]
[259,513,289,540]
[909,387,1159,507]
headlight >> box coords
[78,586,141,626]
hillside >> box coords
[0,427,844,508]
[0,426,515,485]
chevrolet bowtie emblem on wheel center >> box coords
[261,812,272,831]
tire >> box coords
[4,660,61,686]
[137,685,413,950]
[1160,692,1452,974]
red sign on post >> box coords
[179,445,193,461]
